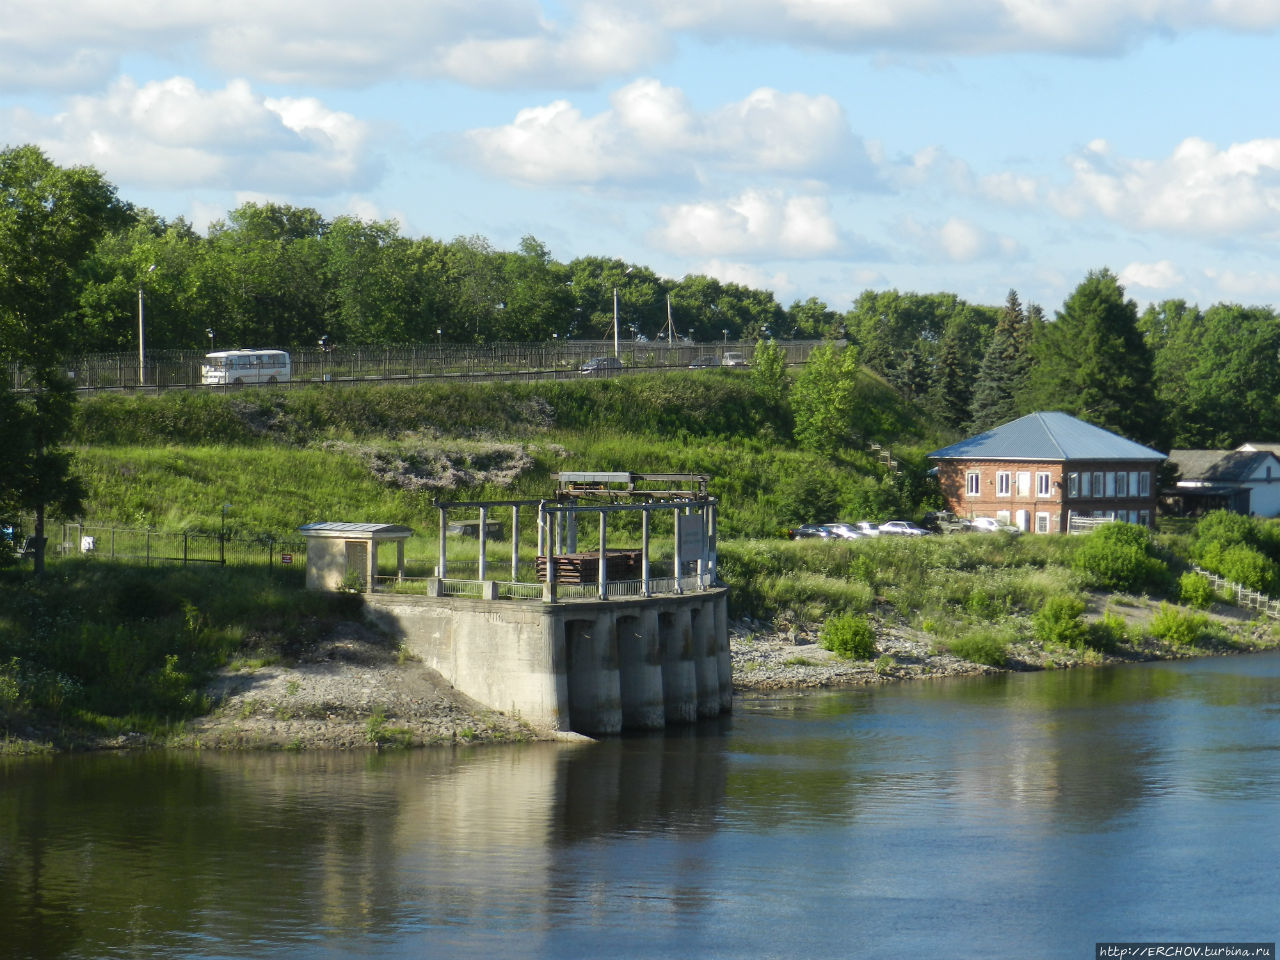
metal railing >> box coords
[12,339,828,392]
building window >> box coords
[1092,472,1104,497]
[966,471,980,496]
[1036,472,1052,497]
[1067,472,1080,497]
[1139,510,1150,526]
[996,471,1011,496]
[1116,472,1128,497]
[1036,512,1050,533]
[1138,472,1150,497]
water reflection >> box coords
[2,653,1278,960]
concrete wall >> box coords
[364,589,730,736]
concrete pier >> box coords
[365,588,730,735]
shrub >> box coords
[1087,609,1128,652]
[946,628,1010,667]
[1031,594,1088,648]
[1178,572,1215,609]
[819,614,877,660]
[1071,526,1168,594]
[1216,544,1279,594]
[1146,603,1216,647]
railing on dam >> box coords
[375,572,710,601]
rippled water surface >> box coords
[4,653,1279,959]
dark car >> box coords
[922,511,972,534]
[580,356,623,376]
[787,523,832,540]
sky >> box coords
[4,0,1280,316]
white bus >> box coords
[201,349,291,386]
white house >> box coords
[1166,447,1280,517]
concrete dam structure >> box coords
[302,473,732,736]
[364,588,730,735]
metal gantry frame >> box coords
[432,485,718,602]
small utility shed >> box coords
[298,522,412,591]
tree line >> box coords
[6,143,1280,570]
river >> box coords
[4,652,1279,959]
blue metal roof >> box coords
[928,412,1166,462]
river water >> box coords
[4,653,1279,960]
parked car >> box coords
[850,521,880,537]
[877,520,931,536]
[970,517,1022,535]
[722,351,748,367]
[580,356,623,376]
[921,511,972,534]
[787,523,832,540]
[689,355,721,369]
[821,522,865,540]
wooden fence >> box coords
[1192,565,1280,619]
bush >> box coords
[1087,609,1128,652]
[1071,525,1168,594]
[1216,544,1279,594]
[1178,572,1215,609]
[946,628,1010,667]
[1031,594,1088,648]
[1146,603,1217,647]
[819,614,877,660]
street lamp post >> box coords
[220,503,231,565]
[137,264,155,386]
[613,266,633,358]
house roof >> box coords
[1169,449,1279,483]
[928,411,1167,463]
[298,521,413,539]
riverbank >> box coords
[5,593,1276,755]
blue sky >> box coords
[5,1,1280,316]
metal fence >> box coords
[9,339,828,392]
[48,521,306,569]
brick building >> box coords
[928,412,1166,533]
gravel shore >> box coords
[166,594,1278,751]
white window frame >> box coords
[1035,512,1051,533]
[996,471,1011,497]
[1016,471,1031,497]
[1067,472,1080,498]
[966,471,980,496]
[1036,472,1052,497]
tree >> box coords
[1021,269,1166,449]
[790,342,862,457]
[969,290,1033,432]
[0,145,128,572]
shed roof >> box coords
[298,521,413,539]
[928,411,1166,463]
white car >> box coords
[877,520,930,536]
[970,517,1022,535]
[850,522,880,537]
[822,523,865,540]
[722,351,748,367]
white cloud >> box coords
[1119,260,1185,290]
[1050,136,1280,236]
[694,259,794,296]
[462,79,871,187]
[655,190,842,259]
[899,215,1021,262]
[1202,266,1280,300]
[8,75,378,194]
[647,0,1280,56]
[4,0,1280,96]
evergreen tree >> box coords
[969,290,1031,431]
[1021,269,1166,449]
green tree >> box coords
[1022,269,1166,449]
[969,290,1033,431]
[0,145,127,571]
[791,342,861,457]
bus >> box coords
[201,349,291,386]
